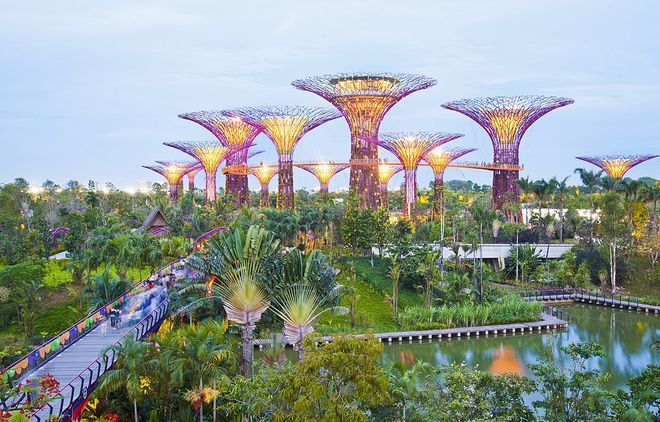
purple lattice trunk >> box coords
[169,183,179,202]
[403,168,417,220]
[493,148,521,223]
[278,154,294,209]
[260,184,270,208]
[431,174,444,221]
[380,183,389,209]
[205,171,217,203]
[349,133,381,210]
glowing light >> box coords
[442,95,573,222]
[222,106,340,209]
[292,73,436,208]
[144,161,197,201]
[296,162,349,194]
[164,141,240,203]
[576,155,658,179]
[248,164,278,185]
[374,132,463,219]
[377,163,403,185]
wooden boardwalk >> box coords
[253,312,567,348]
[523,291,659,313]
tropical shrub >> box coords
[399,295,543,330]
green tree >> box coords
[99,337,157,422]
[276,334,390,421]
[529,342,612,421]
[160,320,237,422]
[388,253,402,319]
[417,250,440,307]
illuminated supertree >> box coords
[186,164,203,191]
[377,162,403,209]
[576,155,658,180]
[372,132,463,219]
[442,95,573,222]
[292,73,436,209]
[164,141,241,203]
[246,164,279,208]
[222,106,340,209]
[295,162,349,196]
[143,161,196,201]
[179,111,261,206]
[424,147,476,220]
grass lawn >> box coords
[316,256,424,335]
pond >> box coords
[381,303,659,389]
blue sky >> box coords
[1,0,658,191]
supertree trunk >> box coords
[168,183,179,202]
[431,174,444,221]
[259,184,270,208]
[205,171,217,203]
[492,149,521,223]
[380,183,389,209]
[350,133,381,209]
[188,174,195,191]
[278,154,294,209]
[403,168,417,220]
[319,182,329,196]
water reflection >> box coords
[381,304,659,389]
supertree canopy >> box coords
[373,132,463,219]
[377,162,403,209]
[292,73,436,209]
[164,141,240,203]
[179,111,261,206]
[576,154,658,179]
[424,147,477,220]
[442,95,573,222]
[143,161,196,201]
[222,106,341,209]
[295,162,349,196]
[246,164,279,208]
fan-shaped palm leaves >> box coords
[218,261,270,376]
[271,284,326,360]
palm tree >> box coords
[417,250,440,307]
[550,176,570,243]
[640,182,660,212]
[386,361,435,422]
[217,261,270,377]
[160,320,236,422]
[87,270,130,310]
[271,284,326,361]
[532,179,550,220]
[389,253,402,319]
[99,336,156,422]
[517,176,535,225]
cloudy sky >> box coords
[1,0,658,191]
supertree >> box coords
[246,164,279,208]
[222,106,341,209]
[164,141,242,203]
[143,161,196,201]
[372,132,463,219]
[179,111,261,206]
[442,95,573,222]
[424,147,477,220]
[576,155,658,180]
[377,162,403,209]
[186,163,203,191]
[292,73,436,209]
[295,162,349,196]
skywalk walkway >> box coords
[1,261,185,421]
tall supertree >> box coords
[222,106,340,209]
[576,155,658,180]
[179,111,261,206]
[143,161,196,201]
[372,132,463,219]
[377,162,403,209]
[442,95,573,222]
[292,73,436,209]
[164,141,242,203]
[424,147,476,220]
[295,162,349,196]
[246,164,279,208]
